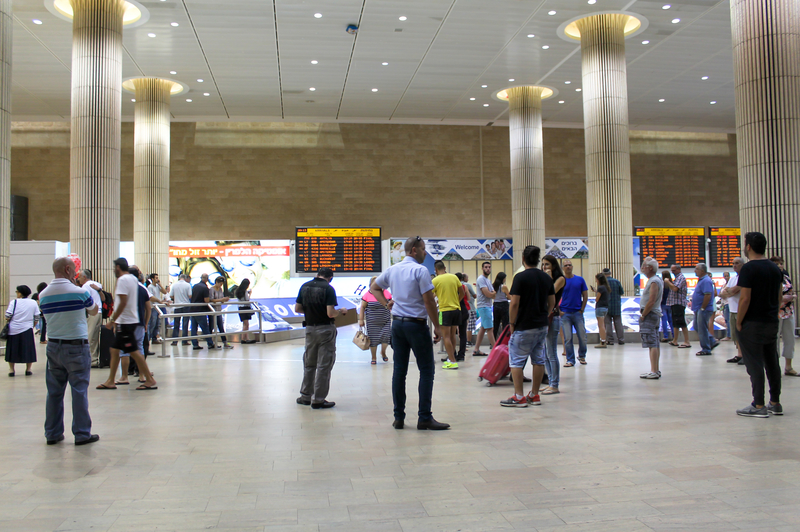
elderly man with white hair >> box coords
[639,257,664,379]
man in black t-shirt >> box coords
[190,273,215,350]
[736,232,784,418]
[500,246,555,408]
[295,268,347,409]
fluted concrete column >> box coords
[576,13,635,294]
[731,0,800,284]
[507,86,546,272]
[69,0,125,290]
[132,78,172,279]
[0,0,10,315]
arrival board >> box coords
[636,227,706,268]
[709,227,741,268]
[295,227,381,273]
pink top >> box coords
[362,289,392,303]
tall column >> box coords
[576,13,635,294]
[0,0,10,315]
[69,0,125,290]
[131,78,172,278]
[731,0,800,284]
[506,86,547,272]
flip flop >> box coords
[382,355,389,362]
[541,388,560,395]
[371,360,377,365]
[668,342,679,347]
[96,383,116,390]
[579,358,587,365]
[678,344,691,349]
[785,370,800,377]
[563,362,574,367]
[115,381,130,385]
[136,384,158,390]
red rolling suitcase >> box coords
[477,325,512,386]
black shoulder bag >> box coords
[1,300,18,339]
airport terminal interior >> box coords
[1,0,799,531]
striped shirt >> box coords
[666,273,688,307]
[38,279,96,340]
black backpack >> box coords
[100,290,114,319]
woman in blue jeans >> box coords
[660,271,673,341]
[541,255,565,394]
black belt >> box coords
[49,339,89,345]
[393,316,427,323]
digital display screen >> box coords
[709,227,741,268]
[635,227,706,268]
[295,227,381,273]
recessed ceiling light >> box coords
[527,34,535,38]
[203,93,210,96]
[483,104,489,107]
[565,81,571,84]
[642,40,650,44]
[398,16,407,21]
[382,62,389,65]
[542,45,550,49]
[470,97,476,101]
[309,87,316,91]
[509,78,515,82]
[131,99,136,102]
[147,33,156,38]
[548,10,557,15]
[481,85,488,88]
[662,4,671,9]
[558,100,565,104]
[658,98,665,102]
[170,22,179,27]
[170,71,177,75]
[671,18,680,23]
[372,88,378,92]
[314,13,322,18]
[186,99,192,102]
[710,101,717,104]
[197,79,204,83]
[588,0,596,4]
[576,88,582,92]
[311,60,318,64]
[701,76,709,80]
[32,19,43,24]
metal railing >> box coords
[154,302,263,358]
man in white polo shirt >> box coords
[38,257,100,446]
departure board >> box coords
[709,227,741,268]
[636,227,706,268]
[295,227,381,273]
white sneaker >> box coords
[639,372,660,379]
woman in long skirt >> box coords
[4,285,41,377]
[358,277,392,364]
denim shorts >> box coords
[595,307,609,318]
[477,307,493,329]
[640,313,660,348]
[508,326,548,368]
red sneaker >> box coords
[526,393,541,405]
[500,395,528,408]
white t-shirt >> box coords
[114,273,140,325]
[82,280,103,308]
[5,298,41,335]
[725,274,740,313]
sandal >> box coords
[579,358,587,365]
[563,362,574,367]
[96,383,116,390]
[541,388,560,395]
[678,344,691,349]
[371,360,377,365]
[382,355,389,362]
[785,369,799,376]
[668,342,679,346]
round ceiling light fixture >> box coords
[122,76,189,96]
[46,0,149,28]
[314,12,322,18]
[493,85,557,102]
[559,11,648,43]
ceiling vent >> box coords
[394,28,403,32]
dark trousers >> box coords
[605,314,625,344]
[40,315,47,342]
[493,301,510,339]
[739,321,781,406]
[391,319,435,422]
[210,315,227,343]
[191,315,215,348]
[172,307,191,341]
[458,312,468,357]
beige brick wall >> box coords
[10,122,739,243]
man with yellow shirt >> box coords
[432,260,465,370]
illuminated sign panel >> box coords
[296,227,381,273]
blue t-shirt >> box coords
[692,275,715,312]
[560,276,588,313]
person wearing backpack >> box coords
[78,269,104,367]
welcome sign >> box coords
[390,238,513,265]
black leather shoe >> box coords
[46,435,64,445]
[311,400,335,409]
[75,434,100,446]
[296,397,311,405]
[417,418,450,430]
[392,419,404,429]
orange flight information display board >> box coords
[709,227,741,268]
[635,227,706,268]
[295,227,382,273]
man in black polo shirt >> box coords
[190,273,215,351]
[295,268,347,409]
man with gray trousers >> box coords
[295,267,347,409]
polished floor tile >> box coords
[1,333,797,531]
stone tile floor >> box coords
[1,333,797,531]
